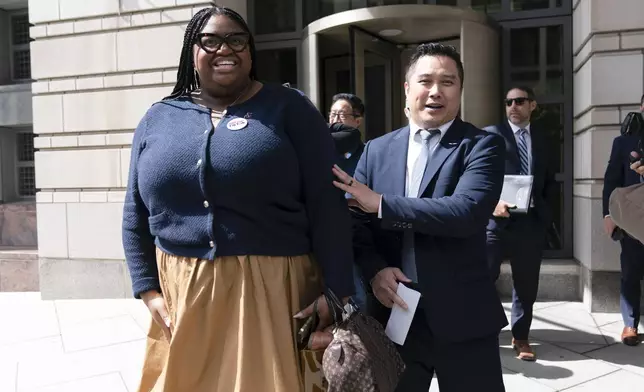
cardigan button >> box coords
[209,241,215,248]
[203,200,209,208]
[197,159,202,167]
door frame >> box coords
[500,16,573,258]
[349,25,403,137]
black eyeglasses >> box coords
[329,111,360,120]
[505,97,533,107]
[195,32,250,54]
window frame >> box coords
[9,10,32,83]
[15,130,36,199]
[248,0,302,41]
[255,40,302,90]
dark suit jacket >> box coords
[484,121,555,231]
[352,118,508,343]
[602,134,643,216]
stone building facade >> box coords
[2,0,640,311]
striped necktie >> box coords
[517,128,530,175]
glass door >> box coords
[349,26,403,141]
[501,16,573,258]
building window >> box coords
[435,0,502,13]
[10,13,31,81]
[251,0,296,34]
[256,47,298,88]
[509,25,563,96]
[304,0,418,26]
[367,0,420,6]
[510,0,563,11]
[16,132,35,197]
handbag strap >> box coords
[324,289,346,324]
[305,298,320,348]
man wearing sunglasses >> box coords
[484,86,555,362]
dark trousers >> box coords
[620,236,644,328]
[487,213,546,340]
[393,309,505,392]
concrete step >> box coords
[496,258,580,302]
[0,247,38,292]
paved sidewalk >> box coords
[1,293,643,391]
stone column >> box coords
[460,20,500,128]
[301,33,321,107]
[573,0,644,311]
[29,0,247,299]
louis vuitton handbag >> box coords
[299,289,405,392]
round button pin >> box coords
[227,118,248,131]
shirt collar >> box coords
[409,118,455,140]
[508,120,530,135]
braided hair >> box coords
[164,3,257,100]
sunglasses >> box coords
[504,97,533,107]
[195,32,250,54]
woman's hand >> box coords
[294,294,351,331]
[141,290,173,341]
[294,295,333,330]
[630,151,644,176]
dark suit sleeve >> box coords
[380,133,505,237]
[351,141,389,283]
[602,137,624,217]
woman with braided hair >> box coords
[122,3,355,391]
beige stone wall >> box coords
[29,0,247,298]
[573,0,644,308]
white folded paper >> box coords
[500,175,534,213]
[385,283,421,346]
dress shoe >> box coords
[512,338,536,361]
[621,327,639,346]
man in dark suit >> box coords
[333,43,507,392]
[603,124,644,346]
[484,86,554,361]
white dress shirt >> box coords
[507,120,532,174]
[378,119,455,217]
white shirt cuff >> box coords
[378,195,383,219]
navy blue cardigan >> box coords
[122,84,355,299]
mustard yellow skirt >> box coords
[138,248,322,392]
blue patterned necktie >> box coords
[517,128,530,175]
[402,129,441,282]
